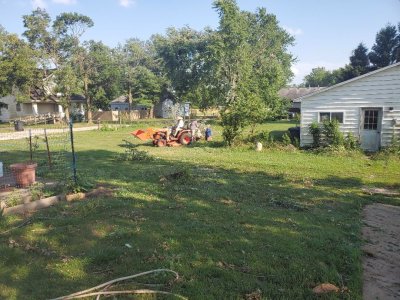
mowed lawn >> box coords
[1,121,399,299]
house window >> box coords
[363,110,378,130]
[16,103,21,112]
[319,112,344,123]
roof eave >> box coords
[298,62,400,101]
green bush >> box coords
[118,140,152,161]
[247,130,271,144]
[322,120,344,146]
[282,133,292,146]
[344,132,360,150]
[309,121,321,148]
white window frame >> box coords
[318,111,345,124]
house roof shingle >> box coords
[278,87,325,101]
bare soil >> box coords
[362,203,400,300]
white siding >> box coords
[300,64,400,148]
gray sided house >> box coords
[299,62,400,151]
[110,95,130,111]
[110,96,150,112]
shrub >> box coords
[282,133,292,146]
[248,130,271,144]
[322,120,344,146]
[118,140,152,161]
[100,123,117,131]
[344,132,360,150]
[309,122,321,148]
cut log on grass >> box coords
[362,187,400,196]
[312,283,340,294]
[3,195,62,215]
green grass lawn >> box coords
[0,120,399,299]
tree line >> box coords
[302,24,400,87]
[0,0,295,145]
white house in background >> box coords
[298,62,400,151]
[0,90,86,123]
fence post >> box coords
[44,128,52,168]
[29,129,33,162]
[69,118,78,185]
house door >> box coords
[360,108,382,151]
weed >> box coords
[100,123,117,131]
[29,182,45,201]
[117,139,152,161]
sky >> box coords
[0,0,399,84]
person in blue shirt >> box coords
[205,125,212,141]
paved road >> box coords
[0,126,99,141]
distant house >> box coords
[278,87,325,115]
[0,88,85,123]
[298,62,400,151]
[110,95,150,112]
[110,95,129,111]
[153,99,174,118]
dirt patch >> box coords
[362,203,400,300]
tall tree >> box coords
[211,0,294,145]
[22,8,57,91]
[303,67,336,87]
[395,23,400,63]
[52,12,94,121]
[369,24,399,68]
[53,62,80,120]
[85,41,122,110]
[73,44,96,122]
[151,27,211,102]
[0,26,36,99]
[53,12,94,57]
[349,43,370,75]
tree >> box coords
[151,27,211,103]
[53,62,80,120]
[369,24,399,68]
[395,23,400,63]
[0,26,36,99]
[53,12,94,57]
[73,45,96,122]
[303,67,337,87]
[349,43,370,75]
[52,12,94,121]
[211,0,294,145]
[85,41,123,110]
[22,8,58,92]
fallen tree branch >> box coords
[0,218,33,235]
[49,269,185,300]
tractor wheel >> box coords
[179,132,192,145]
[157,139,167,147]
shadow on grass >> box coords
[1,148,397,299]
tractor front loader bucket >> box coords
[131,128,156,141]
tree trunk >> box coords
[128,86,133,122]
[65,107,70,123]
[84,75,92,123]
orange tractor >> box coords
[131,127,194,147]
